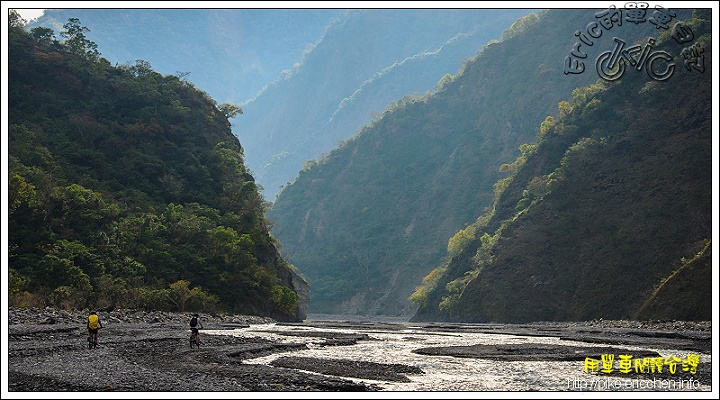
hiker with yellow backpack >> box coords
[87,311,103,348]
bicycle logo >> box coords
[564,3,706,82]
[595,36,674,81]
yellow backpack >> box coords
[88,314,99,329]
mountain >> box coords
[267,8,700,318]
[411,9,713,323]
[233,9,539,199]
[28,8,538,200]
[27,8,345,105]
[7,12,309,321]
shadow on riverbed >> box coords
[270,357,424,382]
[7,308,712,392]
[412,343,661,361]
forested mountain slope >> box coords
[28,8,538,201]
[411,10,713,323]
[7,13,309,321]
[267,8,697,318]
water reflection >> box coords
[207,321,711,392]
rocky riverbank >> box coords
[6,307,713,392]
[7,307,379,392]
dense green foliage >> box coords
[412,10,712,322]
[268,8,694,317]
[7,12,307,320]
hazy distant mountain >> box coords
[233,9,538,199]
[29,8,537,200]
[268,8,702,319]
[28,8,346,104]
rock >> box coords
[6,307,712,391]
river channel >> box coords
[204,318,713,392]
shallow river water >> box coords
[205,321,712,392]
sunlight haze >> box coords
[15,8,45,21]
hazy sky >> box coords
[15,8,45,21]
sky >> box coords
[15,8,44,21]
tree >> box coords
[8,9,26,28]
[501,13,540,41]
[7,19,300,317]
[435,73,454,92]
[8,172,38,215]
[448,225,476,256]
[271,285,299,315]
[218,103,243,119]
[126,59,154,77]
[30,27,55,45]
[60,18,100,60]
[169,280,192,311]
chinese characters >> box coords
[584,353,700,375]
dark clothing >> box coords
[190,317,203,330]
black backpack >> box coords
[190,316,198,328]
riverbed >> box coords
[213,318,713,392]
[5,307,713,394]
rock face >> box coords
[290,270,311,321]
[274,264,311,321]
[259,244,310,321]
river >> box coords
[204,318,713,392]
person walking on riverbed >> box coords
[190,313,203,347]
[87,311,102,346]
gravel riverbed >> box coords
[5,307,713,393]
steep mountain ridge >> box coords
[268,8,699,318]
[412,9,712,322]
[227,8,539,199]
[8,13,308,321]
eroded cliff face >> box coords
[258,243,310,321]
[290,269,311,321]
